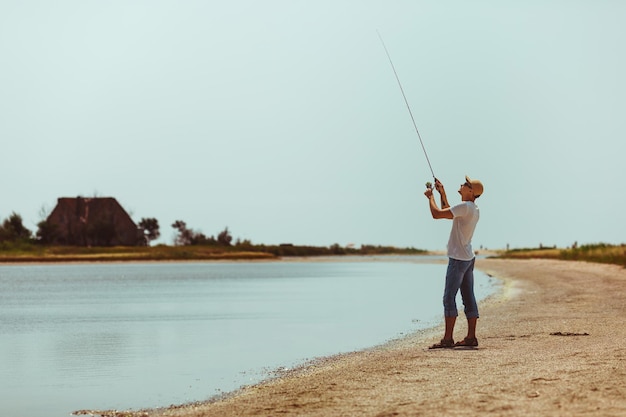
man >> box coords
[424,175,484,349]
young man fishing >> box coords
[424,175,484,349]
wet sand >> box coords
[89,259,626,416]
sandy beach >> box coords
[88,258,626,417]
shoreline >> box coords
[77,259,626,416]
[0,253,433,266]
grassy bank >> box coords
[0,243,428,263]
[499,243,626,267]
[0,244,277,262]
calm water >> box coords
[0,257,497,417]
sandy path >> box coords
[104,259,626,417]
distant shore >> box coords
[0,251,276,264]
[0,244,432,264]
[81,258,626,417]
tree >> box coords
[138,217,160,245]
[171,221,230,246]
[35,204,57,244]
[172,220,194,246]
[36,220,58,244]
[217,227,233,246]
[0,212,32,242]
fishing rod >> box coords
[377,31,436,185]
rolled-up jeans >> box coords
[443,257,479,318]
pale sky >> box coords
[1,1,625,250]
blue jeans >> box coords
[443,258,479,319]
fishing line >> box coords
[377,30,436,181]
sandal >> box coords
[428,339,455,349]
[455,337,478,347]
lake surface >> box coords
[0,257,498,417]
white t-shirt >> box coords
[447,201,480,261]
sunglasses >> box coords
[462,182,473,189]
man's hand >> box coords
[434,178,450,209]
[434,178,444,193]
[426,185,453,219]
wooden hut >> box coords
[46,197,142,246]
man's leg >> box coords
[459,258,479,344]
[466,317,477,340]
[441,259,470,341]
[430,316,457,348]
[431,259,474,348]
[444,316,457,341]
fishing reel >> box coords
[425,181,433,190]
